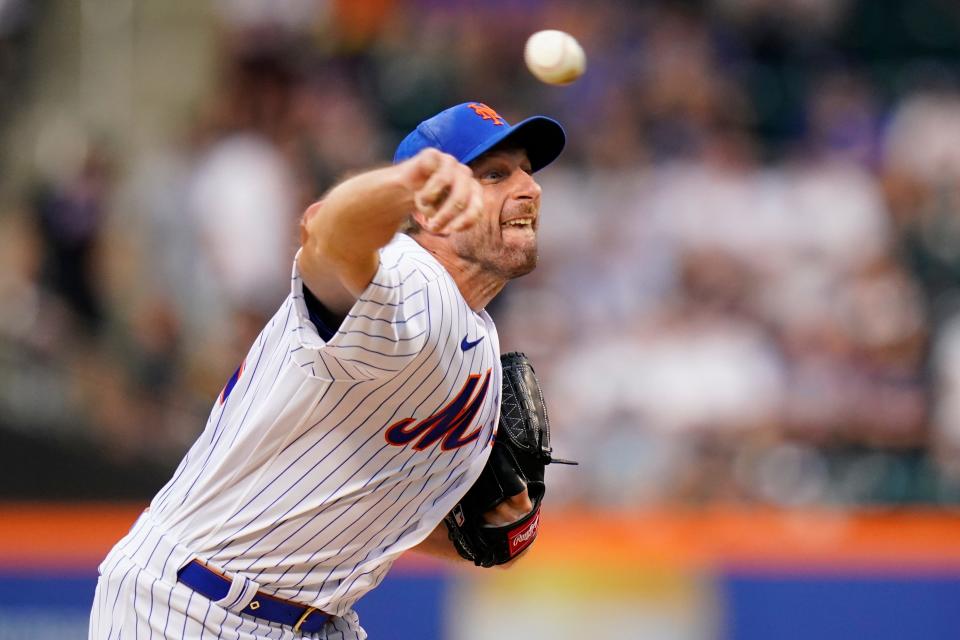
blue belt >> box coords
[176,560,329,634]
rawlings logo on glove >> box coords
[508,510,541,555]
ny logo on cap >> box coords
[468,103,505,126]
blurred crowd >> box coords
[4,0,960,507]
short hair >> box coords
[399,214,423,236]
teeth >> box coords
[503,218,533,227]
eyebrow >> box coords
[474,152,531,169]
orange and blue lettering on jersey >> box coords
[384,369,492,451]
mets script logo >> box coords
[385,369,492,451]
[468,103,505,126]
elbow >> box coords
[300,201,324,250]
[300,201,344,264]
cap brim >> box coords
[459,115,566,173]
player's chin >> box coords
[500,226,537,251]
[500,245,538,278]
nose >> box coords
[513,170,542,201]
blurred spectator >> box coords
[187,133,295,317]
[0,0,34,136]
[29,144,113,334]
[5,0,960,505]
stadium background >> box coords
[3,0,960,637]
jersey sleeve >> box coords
[289,238,439,381]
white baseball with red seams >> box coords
[524,30,587,85]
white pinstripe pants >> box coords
[88,514,366,640]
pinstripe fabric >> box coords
[91,235,501,638]
[89,512,365,638]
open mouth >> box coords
[501,217,535,229]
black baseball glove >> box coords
[444,352,576,567]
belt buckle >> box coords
[293,606,319,633]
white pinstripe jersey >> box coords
[147,233,500,616]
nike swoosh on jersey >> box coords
[461,335,484,351]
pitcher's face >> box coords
[450,147,542,279]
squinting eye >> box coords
[483,170,504,180]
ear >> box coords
[410,209,431,229]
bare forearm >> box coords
[409,523,528,568]
[313,167,413,257]
[299,148,482,300]
[301,164,416,294]
[410,522,464,562]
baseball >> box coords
[524,30,586,86]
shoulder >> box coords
[376,234,447,286]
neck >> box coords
[412,233,506,311]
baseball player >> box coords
[89,101,566,639]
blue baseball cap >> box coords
[393,102,566,172]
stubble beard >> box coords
[494,200,540,279]
[499,241,538,279]
[453,202,541,280]
[454,234,537,280]
[468,219,540,280]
